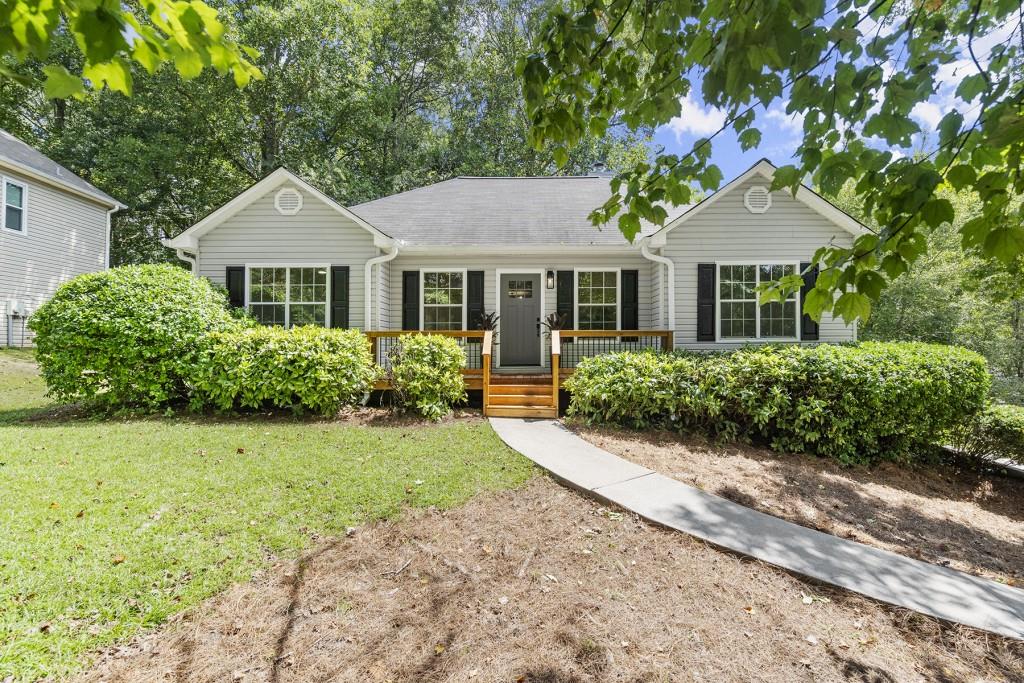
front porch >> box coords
[367,329,674,418]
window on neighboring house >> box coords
[719,263,797,339]
[3,180,26,233]
[422,270,464,330]
[577,270,618,330]
[248,266,327,327]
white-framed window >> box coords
[422,270,465,330]
[576,269,619,330]
[2,178,27,234]
[247,266,328,327]
[718,263,798,340]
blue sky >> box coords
[652,92,805,180]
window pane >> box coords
[721,265,756,300]
[290,304,326,328]
[760,301,797,337]
[6,182,23,208]
[5,206,22,231]
[250,268,286,303]
[721,301,756,338]
[251,304,285,326]
[424,305,461,330]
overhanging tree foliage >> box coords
[0,0,262,96]
[2,0,647,265]
[521,0,1024,323]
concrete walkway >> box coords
[489,417,1024,640]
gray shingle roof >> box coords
[0,129,122,207]
[349,176,691,247]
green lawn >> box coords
[0,350,534,680]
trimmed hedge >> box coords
[189,326,379,415]
[29,264,245,409]
[948,402,1024,468]
[565,342,991,465]
[387,334,467,420]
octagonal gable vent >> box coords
[274,187,303,216]
[744,185,772,214]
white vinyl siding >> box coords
[0,166,108,346]
[661,175,856,348]
[195,185,378,329]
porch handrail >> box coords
[482,330,493,412]
[550,330,560,411]
[366,329,487,371]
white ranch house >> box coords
[165,159,865,417]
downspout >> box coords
[640,240,675,332]
[364,243,399,330]
[104,207,118,269]
[175,249,198,275]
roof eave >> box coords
[0,155,124,210]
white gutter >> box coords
[640,241,675,331]
[175,249,198,275]
[364,244,399,330]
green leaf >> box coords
[855,270,885,299]
[920,198,954,228]
[737,128,761,151]
[955,73,988,101]
[834,291,871,324]
[945,165,976,190]
[42,65,85,99]
[552,146,568,168]
[617,213,642,242]
[983,227,1024,264]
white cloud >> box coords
[763,106,804,137]
[666,92,726,140]
[911,101,944,130]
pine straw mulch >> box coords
[573,424,1024,587]
[77,477,1022,683]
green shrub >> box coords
[566,342,991,465]
[948,402,1024,467]
[29,264,245,409]
[387,334,466,420]
[190,326,379,415]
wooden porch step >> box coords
[488,393,553,407]
[485,405,558,418]
[490,376,553,386]
[488,383,552,396]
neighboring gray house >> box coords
[0,130,123,346]
[165,159,865,413]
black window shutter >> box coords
[467,271,484,329]
[402,270,419,330]
[556,270,574,341]
[800,261,819,341]
[620,270,639,330]
[696,263,716,341]
[226,266,245,309]
[330,266,350,329]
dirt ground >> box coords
[575,425,1024,586]
[78,477,1021,683]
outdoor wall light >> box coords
[546,270,555,289]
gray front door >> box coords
[500,273,541,365]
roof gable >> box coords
[644,159,870,247]
[163,168,394,251]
